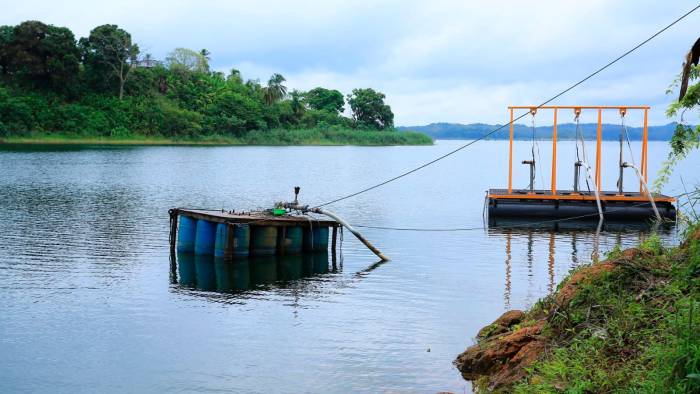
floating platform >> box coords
[487,189,676,221]
[169,208,340,259]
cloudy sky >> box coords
[2,0,699,126]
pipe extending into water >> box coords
[622,162,662,221]
[580,161,605,223]
[281,203,389,261]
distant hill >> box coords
[397,122,681,141]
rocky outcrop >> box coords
[454,313,546,390]
[454,251,628,391]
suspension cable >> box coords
[313,4,700,208]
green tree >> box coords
[0,25,14,75]
[228,68,242,84]
[655,39,700,190]
[3,21,80,90]
[263,73,286,105]
[346,88,394,130]
[80,24,139,100]
[289,89,305,122]
[200,49,211,63]
[304,87,344,113]
[166,47,209,73]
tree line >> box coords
[0,20,396,138]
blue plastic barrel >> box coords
[232,224,250,257]
[252,226,277,255]
[194,254,216,291]
[214,223,229,258]
[176,252,196,286]
[303,226,329,252]
[280,226,303,254]
[249,255,277,284]
[214,257,233,291]
[177,216,197,253]
[312,251,329,274]
[278,255,303,281]
[194,220,217,255]
[231,259,250,290]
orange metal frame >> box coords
[505,105,650,196]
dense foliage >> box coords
[0,20,420,144]
[511,227,700,393]
[656,64,700,189]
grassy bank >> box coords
[0,128,433,146]
[456,225,700,393]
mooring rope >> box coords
[312,4,700,208]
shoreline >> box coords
[453,227,700,393]
[0,133,434,147]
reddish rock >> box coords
[454,320,544,386]
[476,310,524,339]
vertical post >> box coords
[331,225,338,263]
[641,108,649,191]
[551,108,558,194]
[169,209,178,253]
[595,108,602,191]
[508,107,514,193]
[279,226,286,256]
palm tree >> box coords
[264,73,287,105]
[200,49,211,62]
[290,89,304,121]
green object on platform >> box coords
[273,208,286,216]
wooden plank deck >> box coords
[176,208,339,227]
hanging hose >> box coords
[574,112,604,222]
[622,162,662,221]
[574,116,592,193]
[280,192,389,261]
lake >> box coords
[1,140,698,393]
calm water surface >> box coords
[1,140,698,393]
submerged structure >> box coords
[487,105,676,221]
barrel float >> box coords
[303,226,329,252]
[232,224,250,257]
[194,254,216,291]
[249,255,278,285]
[194,219,217,255]
[214,223,229,258]
[312,251,329,274]
[177,216,197,253]
[279,226,303,254]
[251,226,277,255]
[176,252,196,286]
[231,259,251,290]
[278,255,303,281]
[214,257,233,291]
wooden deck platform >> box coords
[169,208,342,260]
[175,208,340,228]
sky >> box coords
[2,0,699,126]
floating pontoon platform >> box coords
[488,189,676,220]
[169,208,341,259]
[488,105,677,222]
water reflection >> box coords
[171,252,339,293]
[489,220,677,308]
